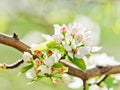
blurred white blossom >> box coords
[86,53,120,69]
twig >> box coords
[83,80,86,90]
[97,75,108,85]
[1,59,24,69]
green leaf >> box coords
[68,56,86,71]
[53,45,65,55]
[104,76,114,88]
[52,63,63,68]
[31,40,56,51]
[21,64,34,73]
[46,40,56,48]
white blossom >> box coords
[42,34,53,41]
[89,84,99,90]
[44,56,55,67]
[88,53,120,67]
[62,74,71,84]
[68,77,83,89]
[39,65,51,75]
[75,46,91,58]
[25,68,36,78]
[23,52,32,62]
[52,34,62,43]
[62,41,72,52]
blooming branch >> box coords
[0,23,120,90]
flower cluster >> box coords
[22,23,100,84]
[22,50,68,84]
[43,23,101,59]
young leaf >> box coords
[68,56,86,71]
[104,76,114,88]
[53,45,66,55]
[31,40,56,51]
[53,63,63,68]
[21,64,34,73]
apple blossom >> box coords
[89,84,99,90]
[39,65,51,75]
[75,33,83,42]
[62,74,71,84]
[25,68,36,79]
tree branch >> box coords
[0,59,24,69]
[0,33,31,53]
[0,33,120,81]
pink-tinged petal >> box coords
[35,58,41,66]
[23,52,32,62]
[75,33,83,42]
[52,35,62,43]
[71,28,78,35]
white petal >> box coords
[89,84,99,90]
[54,24,61,35]
[52,50,61,62]
[23,52,32,62]
[62,41,72,51]
[39,65,51,74]
[52,34,62,43]
[75,47,90,58]
[65,32,72,44]
[42,34,53,41]
[62,74,71,84]
[25,68,36,78]
[68,52,73,58]
[91,46,102,52]
[44,58,55,67]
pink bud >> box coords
[35,58,41,66]
[60,25,67,33]
[75,33,83,41]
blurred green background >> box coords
[0,0,120,90]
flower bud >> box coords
[35,58,41,66]
[23,52,32,62]
[60,25,67,33]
